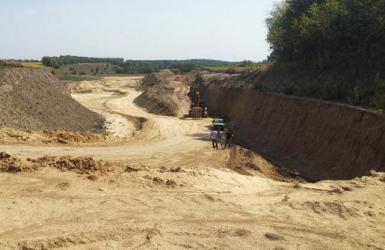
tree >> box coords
[266,0,385,69]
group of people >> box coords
[210,128,233,150]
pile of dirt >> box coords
[195,73,385,181]
[134,70,192,117]
[0,128,108,144]
[0,67,103,131]
[41,129,108,144]
[0,152,115,174]
[227,146,299,182]
[32,156,115,174]
[0,152,38,172]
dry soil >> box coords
[0,76,384,250]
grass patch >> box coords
[204,63,262,74]
[21,62,46,68]
[58,74,101,82]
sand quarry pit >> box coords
[1,76,385,249]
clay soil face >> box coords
[0,76,385,250]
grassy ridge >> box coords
[21,62,46,69]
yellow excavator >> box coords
[188,91,208,119]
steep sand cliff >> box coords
[194,76,385,180]
[0,68,102,131]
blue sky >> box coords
[0,0,276,61]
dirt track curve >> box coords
[1,76,385,250]
[0,77,211,163]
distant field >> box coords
[21,62,46,68]
[58,74,101,81]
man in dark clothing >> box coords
[224,129,233,149]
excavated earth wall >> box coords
[196,83,385,180]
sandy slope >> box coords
[0,68,101,131]
[0,76,385,250]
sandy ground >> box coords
[1,76,385,250]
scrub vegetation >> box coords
[204,61,263,74]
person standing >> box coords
[217,129,224,149]
[210,129,218,149]
[224,128,233,149]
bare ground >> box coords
[0,76,384,250]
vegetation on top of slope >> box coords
[262,0,385,111]
[20,62,47,69]
[204,61,263,74]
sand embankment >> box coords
[194,77,385,180]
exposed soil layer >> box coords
[0,68,102,131]
[135,70,192,117]
[194,75,385,180]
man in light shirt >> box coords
[210,129,218,149]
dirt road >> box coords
[1,76,385,250]
[0,78,211,163]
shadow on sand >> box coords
[190,133,211,142]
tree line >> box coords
[264,0,385,109]
[267,0,385,69]
[42,56,124,68]
[42,56,234,73]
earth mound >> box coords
[0,152,38,172]
[134,70,192,117]
[227,146,299,182]
[0,67,102,131]
[0,152,115,174]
